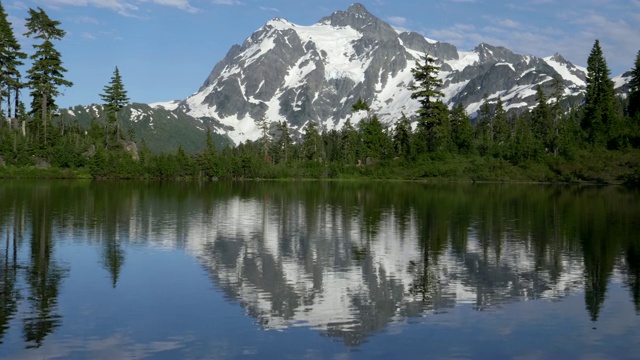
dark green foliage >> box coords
[393,113,413,159]
[359,114,390,160]
[582,40,620,149]
[0,2,26,120]
[1,27,638,184]
[630,51,640,118]
[449,103,473,154]
[100,67,129,140]
[24,7,72,126]
[409,55,444,119]
[302,121,324,162]
[352,97,370,112]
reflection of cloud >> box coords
[8,333,189,360]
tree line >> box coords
[0,5,639,183]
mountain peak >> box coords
[549,53,568,63]
[347,3,370,15]
[320,3,396,41]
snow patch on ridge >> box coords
[543,56,586,87]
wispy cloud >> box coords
[387,16,408,26]
[82,32,96,40]
[73,15,101,24]
[259,6,279,12]
[211,0,242,5]
[41,0,199,15]
[43,0,140,17]
[152,0,199,13]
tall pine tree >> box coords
[100,66,129,140]
[629,50,640,120]
[0,2,26,121]
[409,54,450,152]
[582,40,618,148]
[24,7,72,137]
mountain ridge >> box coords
[63,3,631,150]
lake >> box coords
[0,180,639,359]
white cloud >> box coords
[152,0,198,13]
[43,0,139,16]
[42,0,199,15]
[387,16,408,27]
[259,6,279,12]
[73,15,101,24]
[211,0,242,5]
[82,31,96,40]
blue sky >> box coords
[4,0,640,108]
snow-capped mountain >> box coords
[162,3,611,145]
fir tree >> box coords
[475,95,493,155]
[24,7,72,139]
[393,112,413,159]
[341,119,360,164]
[410,54,444,120]
[100,66,129,140]
[302,121,323,162]
[359,113,387,159]
[450,103,474,154]
[351,97,370,112]
[0,2,26,120]
[629,50,640,120]
[409,55,450,153]
[532,85,553,152]
[583,40,619,148]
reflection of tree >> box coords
[23,204,67,348]
[580,221,616,322]
[0,216,21,345]
[625,241,640,313]
[102,238,125,288]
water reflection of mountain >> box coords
[0,181,639,347]
[180,183,639,345]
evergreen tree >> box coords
[550,76,565,156]
[532,86,552,152]
[0,2,26,120]
[24,7,72,138]
[582,40,619,148]
[493,99,509,149]
[393,112,413,159]
[352,97,370,112]
[301,120,324,162]
[409,54,444,119]
[100,66,129,140]
[255,116,270,161]
[272,120,292,164]
[359,113,388,160]
[449,103,474,154]
[475,95,493,155]
[340,118,360,164]
[629,50,640,120]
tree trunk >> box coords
[6,84,11,121]
[14,85,19,120]
[42,93,47,143]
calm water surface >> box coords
[0,180,639,359]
